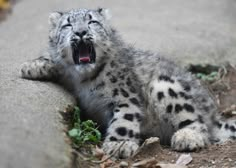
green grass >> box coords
[196,71,218,82]
[68,106,101,147]
[188,64,220,83]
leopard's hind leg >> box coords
[147,75,211,151]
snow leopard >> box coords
[20,8,236,159]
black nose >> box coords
[75,30,87,38]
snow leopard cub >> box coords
[21,8,236,159]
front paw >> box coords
[20,62,34,79]
[102,140,139,159]
[171,128,209,151]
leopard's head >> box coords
[48,8,113,74]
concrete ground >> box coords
[0,0,235,168]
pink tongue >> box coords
[79,56,90,63]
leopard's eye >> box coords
[62,24,72,29]
[88,20,99,25]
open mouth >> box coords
[72,41,96,65]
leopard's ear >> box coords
[49,12,63,27]
[97,8,112,20]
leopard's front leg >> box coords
[20,56,60,80]
[102,102,143,159]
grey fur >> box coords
[20,8,236,158]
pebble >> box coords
[120,161,129,167]
[228,158,232,162]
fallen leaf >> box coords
[94,145,105,160]
[222,104,236,116]
[99,155,114,168]
[156,163,187,168]
[176,154,192,166]
[133,137,161,157]
[132,157,157,167]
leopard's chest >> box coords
[76,80,115,132]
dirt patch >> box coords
[70,141,236,168]
[133,141,236,168]
[64,64,236,168]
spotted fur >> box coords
[20,8,236,159]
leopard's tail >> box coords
[212,118,236,142]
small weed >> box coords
[66,106,101,147]
[188,64,220,83]
[196,71,218,82]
